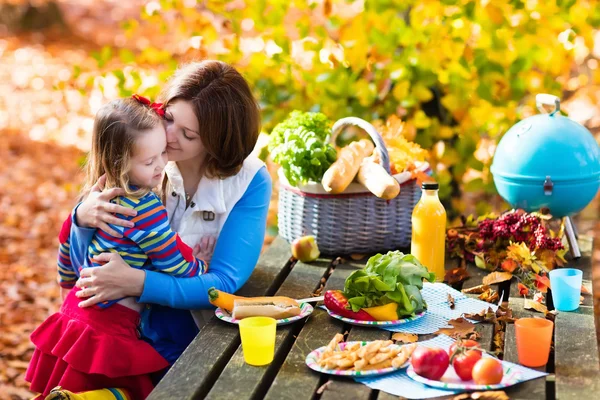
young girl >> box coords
[26,96,207,400]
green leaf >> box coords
[475,255,488,270]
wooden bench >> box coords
[149,235,600,400]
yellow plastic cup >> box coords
[515,318,554,367]
[239,316,277,366]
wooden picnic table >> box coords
[149,235,600,400]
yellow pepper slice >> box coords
[363,302,398,321]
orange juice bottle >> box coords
[411,182,446,282]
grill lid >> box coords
[491,94,600,183]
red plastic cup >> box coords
[515,318,553,367]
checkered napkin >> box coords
[383,283,498,334]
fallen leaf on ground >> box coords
[453,390,509,399]
[478,288,499,304]
[392,333,418,343]
[435,318,476,339]
[462,284,491,294]
[448,293,456,309]
[482,271,513,286]
[524,299,548,313]
[445,267,470,285]
[463,307,497,323]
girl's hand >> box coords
[193,235,216,266]
[76,175,137,237]
[75,252,146,308]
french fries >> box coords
[316,335,417,372]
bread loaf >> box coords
[321,139,375,194]
[357,155,400,200]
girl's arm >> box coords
[114,193,206,277]
[76,166,272,308]
[139,167,271,309]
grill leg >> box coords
[565,216,581,259]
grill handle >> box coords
[536,93,561,116]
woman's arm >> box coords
[139,166,272,309]
[75,166,272,308]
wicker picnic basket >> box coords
[278,117,429,256]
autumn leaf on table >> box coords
[448,293,455,309]
[482,271,513,286]
[500,258,518,273]
[462,284,491,295]
[435,317,477,339]
[533,274,551,293]
[392,332,418,343]
[463,307,497,323]
[478,288,499,304]
[524,299,548,313]
[581,284,591,295]
[517,283,530,296]
[444,267,470,285]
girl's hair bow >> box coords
[132,94,165,118]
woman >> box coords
[59,61,271,391]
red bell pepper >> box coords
[324,290,376,321]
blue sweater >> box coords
[68,167,271,363]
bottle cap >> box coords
[422,182,439,190]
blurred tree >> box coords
[70,0,600,213]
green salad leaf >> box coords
[269,117,337,186]
[343,251,435,318]
[268,110,331,152]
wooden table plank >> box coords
[554,306,600,399]
[206,257,333,400]
[148,236,295,400]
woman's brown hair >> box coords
[160,60,261,178]
[81,98,163,199]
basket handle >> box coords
[331,117,391,174]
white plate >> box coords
[215,302,314,326]
[406,361,524,390]
[325,307,426,327]
[305,341,410,377]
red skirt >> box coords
[26,289,169,400]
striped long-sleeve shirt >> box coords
[57,191,206,307]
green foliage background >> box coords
[77,0,600,214]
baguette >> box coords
[232,297,301,319]
[357,155,400,200]
[321,139,375,194]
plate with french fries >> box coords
[305,333,417,377]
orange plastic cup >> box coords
[515,318,553,367]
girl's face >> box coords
[128,125,168,189]
[163,100,205,162]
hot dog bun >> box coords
[232,297,301,319]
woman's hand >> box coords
[76,175,137,237]
[193,235,216,266]
[75,253,146,307]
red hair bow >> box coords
[132,94,165,118]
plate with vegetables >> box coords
[324,251,435,326]
[305,333,416,377]
[209,288,314,326]
[407,342,522,390]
